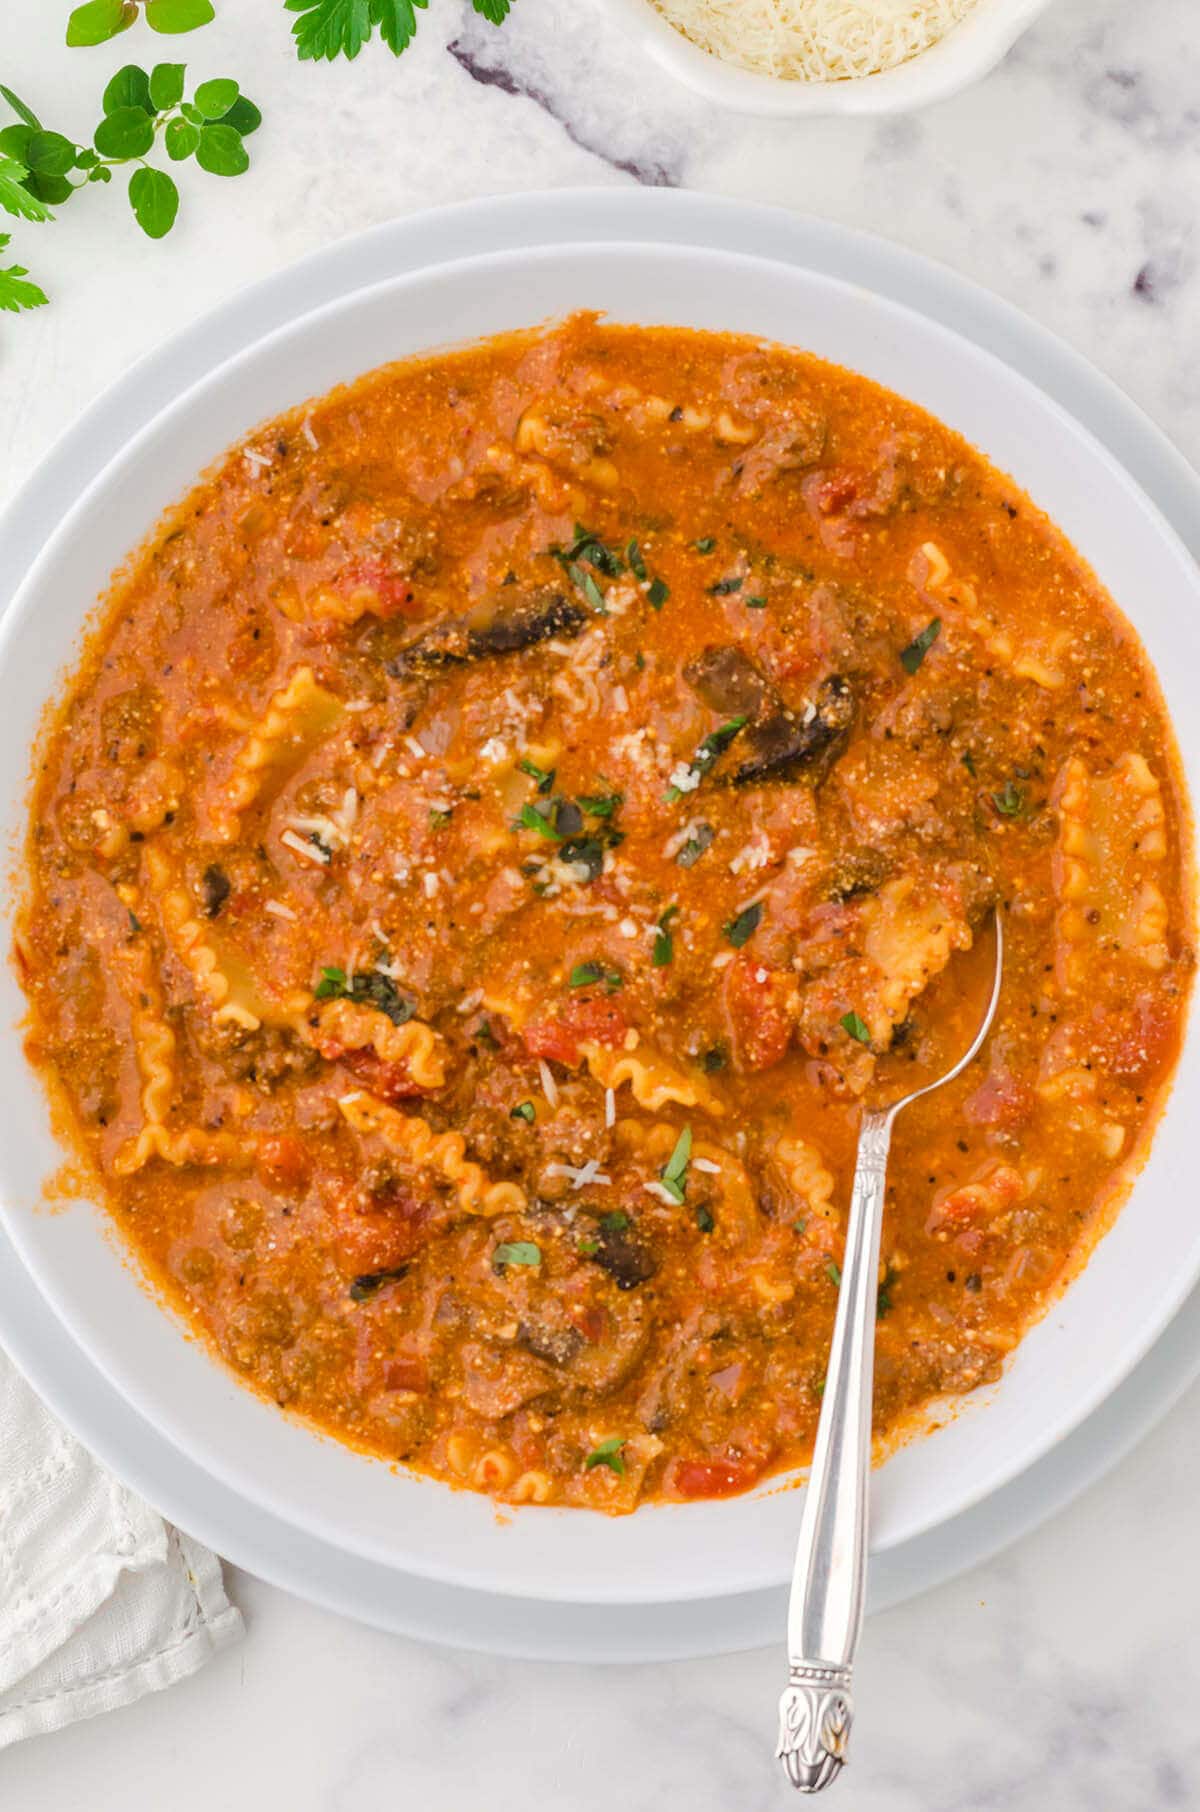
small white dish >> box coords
[601,0,1056,116]
[0,191,1197,1617]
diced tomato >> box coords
[336,560,422,619]
[926,1164,1025,1239]
[523,996,629,1068]
[573,1305,608,1345]
[670,1455,765,1499]
[383,1355,428,1393]
[333,1195,434,1272]
[340,1047,426,1102]
[964,1068,1035,1131]
[724,957,795,1071]
[805,469,859,515]
[256,1131,311,1192]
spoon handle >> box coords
[777,1108,894,1792]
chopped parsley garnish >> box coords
[659,1124,692,1204]
[493,1240,541,1272]
[567,561,607,614]
[792,1216,808,1234]
[428,806,453,830]
[518,757,556,794]
[665,716,747,803]
[625,538,647,581]
[745,595,767,609]
[559,523,624,577]
[577,1236,600,1256]
[961,749,977,778]
[513,800,561,839]
[510,1101,536,1123]
[652,904,678,967]
[702,1043,727,1072]
[569,961,621,992]
[473,1018,499,1050]
[314,966,415,1026]
[694,1202,715,1234]
[877,1263,899,1317]
[676,822,715,868]
[600,1210,630,1233]
[585,1436,627,1475]
[577,790,623,819]
[646,575,669,610]
[348,1265,408,1302]
[840,1010,871,1045]
[899,617,941,674]
[708,575,743,595]
[693,536,716,554]
[826,1260,842,1287]
[723,900,763,948]
[993,780,1025,817]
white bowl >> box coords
[602,0,1056,116]
[1,233,1197,1609]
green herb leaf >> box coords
[372,0,425,53]
[577,1236,599,1256]
[128,164,178,237]
[164,115,199,158]
[646,575,669,610]
[584,1435,626,1475]
[513,800,560,840]
[103,63,152,114]
[24,170,73,204]
[899,616,941,674]
[745,595,767,609]
[876,1263,899,1318]
[148,61,186,108]
[0,234,48,312]
[193,77,239,118]
[600,1210,629,1233]
[24,131,77,177]
[993,780,1025,817]
[313,964,415,1025]
[0,155,53,223]
[428,806,452,830]
[652,903,677,967]
[708,575,742,595]
[195,122,249,176]
[518,756,555,793]
[665,715,746,803]
[471,0,513,20]
[66,0,137,47]
[568,961,605,989]
[827,1260,842,1287]
[219,94,261,135]
[558,835,607,882]
[0,126,34,163]
[961,749,977,777]
[625,537,646,581]
[840,1010,871,1045]
[693,536,716,553]
[493,1239,541,1271]
[348,1264,408,1301]
[676,822,714,868]
[702,1044,726,1073]
[0,88,42,132]
[566,560,606,614]
[694,1202,715,1234]
[284,0,372,61]
[144,0,217,31]
[94,105,155,159]
[510,1100,536,1123]
[576,790,622,819]
[723,900,762,949]
[659,1124,692,1203]
[792,1216,807,1234]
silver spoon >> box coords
[777,909,1004,1791]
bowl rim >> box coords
[599,0,1057,115]
[2,192,1199,1605]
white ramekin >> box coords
[601,0,1056,115]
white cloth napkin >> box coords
[0,1349,242,1749]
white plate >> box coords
[1,190,1197,1618]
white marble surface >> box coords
[2,0,1199,1802]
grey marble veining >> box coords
[1,0,1198,1803]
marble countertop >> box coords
[2,0,1198,1802]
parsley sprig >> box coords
[0,233,47,313]
[286,0,516,62]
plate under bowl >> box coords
[1,213,1197,1609]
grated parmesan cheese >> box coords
[649,0,979,84]
[538,1059,559,1107]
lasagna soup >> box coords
[18,315,1192,1510]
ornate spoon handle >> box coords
[777,1108,894,1792]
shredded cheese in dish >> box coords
[649,0,979,82]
